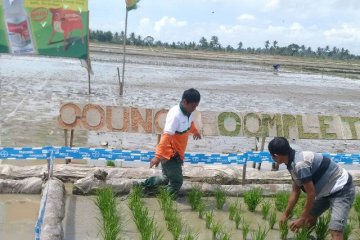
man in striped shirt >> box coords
[142,88,201,197]
[268,137,355,240]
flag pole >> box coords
[121,8,128,96]
[87,11,91,94]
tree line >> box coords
[89,29,360,60]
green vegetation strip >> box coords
[158,188,197,240]
[128,186,163,240]
[96,187,121,240]
[244,188,263,212]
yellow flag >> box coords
[125,0,140,11]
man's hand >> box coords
[150,157,161,168]
[193,132,202,140]
[290,217,307,232]
[279,214,289,226]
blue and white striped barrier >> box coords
[34,181,49,240]
[0,146,359,165]
[34,148,55,240]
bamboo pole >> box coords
[121,9,128,96]
[70,129,74,147]
[64,129,68,146]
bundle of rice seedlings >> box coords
[214,187,227,210]
[187,186,203,210]
[315,215,330,240]
[228,201,238,220]
[106,160,115,167]
[243,188,263,212]
[294,228,312,240]
[211,221,222,240]
[205,210,214,229]
[251,226,269,240]
[275,191,289,212]
[279,222,289,240]
[242,220,250,240]
[268,211,277,230]
[196,201,206,219]
[261,200,271,220]
[96,187,121,240]
[234,210,242,229]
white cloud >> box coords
[154,16,188,32]
[140,17,151,26]
[324,24,360,41]
[264,0,280,11]
[290,22,303,31]
[266,25,286,33]
[237,14,256,21]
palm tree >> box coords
[272,40,278,48]
[238,41,243,51]
[199,37,208,49]
[210,35,220,49]
[144,36,154,46]
[265,40,270,50]
[129,32,136,45]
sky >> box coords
[89,0,360,54]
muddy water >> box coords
[60,194,360,240]
[169,197,289,240]
[0,53,359,153]
[0,194,40,240]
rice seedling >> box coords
[205,210,214,229]
[243,188,263,212]
[294,228,312,240]
[261,200,271,220]
[220,232,231,240]
[156,187,183,240]
[157,187,173,211]
[275,191,289,212]
[151,229,164,240]
[182,232,199,240]
[234,210,242,229]
[251,226,269,240]
[343,223,353,240]
[242,220,250,240]
[279,222,288,240]
[187,186,203,210]
[128,186,142,210]
[214,186,227,210]
[315,215,330,240]
[167,214,183,240]
[228,201,238,220]
[197,201,206,219]
[96,187,121,240]
[106,160,115,167]
[354,194,360,213]
[128,187,164,240]
[269,211,277,229]
[293,196,306,218]
[211,221,222,240]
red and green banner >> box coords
[0,0,89,59]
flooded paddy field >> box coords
[0,48,359,153]
[61,194,360,240]
[0,194,40,239]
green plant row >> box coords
[158,187,198,240]
[96,187,121,240]
[129,186,163,240]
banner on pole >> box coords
[0,0,89,59]
[125,0,140,11]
